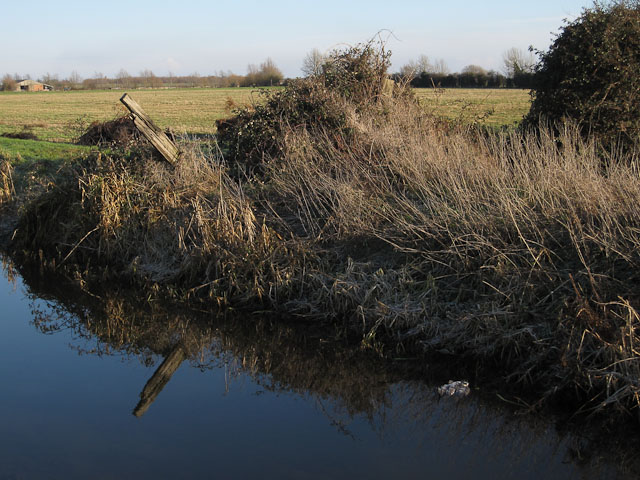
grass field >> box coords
[0,87,531,143]
[414,88,531,127]
[0,136,93,163]
[0,87,267,142]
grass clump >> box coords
[6,40,640,424]
[76,115,145,149]
[0,159,14,207]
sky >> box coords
[2,0,593,80]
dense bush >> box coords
[216,41,404,175]
[524,1,640,147]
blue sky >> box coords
[2,0,592,80]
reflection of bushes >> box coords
[23,271,398,418]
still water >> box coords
[0,257,633,479]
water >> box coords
[0,258,633,479]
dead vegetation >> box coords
[0,159,14,206]
[76,115,146,149]
[6,40,640,423]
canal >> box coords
[0,256,631,479]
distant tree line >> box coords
[391,48,535,89]
[2,46,537,93]
[1,58,284,91]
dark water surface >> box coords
[0,258,634,479]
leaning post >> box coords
[120,93,180,166]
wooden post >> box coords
[120,93,180,165]
[133,344,186,417]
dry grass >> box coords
[0,159,14,206]
[260,102,640,416]
[0,87,528,143]
[11,142,310,307]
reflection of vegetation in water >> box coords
[6,256,634,479]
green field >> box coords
[0,87,531,143]
[0,136,93,163]
[0,87,267,142]
[414,88,531,127]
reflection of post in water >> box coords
[133,344,185,417]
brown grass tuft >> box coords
[0,159,15,206]
[258,101,640,416]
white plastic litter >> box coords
[437,380,470,397]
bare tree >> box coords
[140,69,161,88]
[244,59,283,86]
[400,54,432,78]
[502,47,535,78]
[1,74,16,91]
[260,58,283,85]
[302,48,326,77]
[40,72,59,85]
[116,68,131,88]
[69,70,82,85]
[93,72,107,89]
[431,58,450,75]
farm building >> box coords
[15,80,54,92]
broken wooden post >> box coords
[133,344,186,417]
[120,93,180,165]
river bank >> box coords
[2,43,640,431]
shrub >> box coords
[524,1,640,147]
[1,75,16,92]
[216,78,357,175]
[320,41,393,104]
[216,40,405,175]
